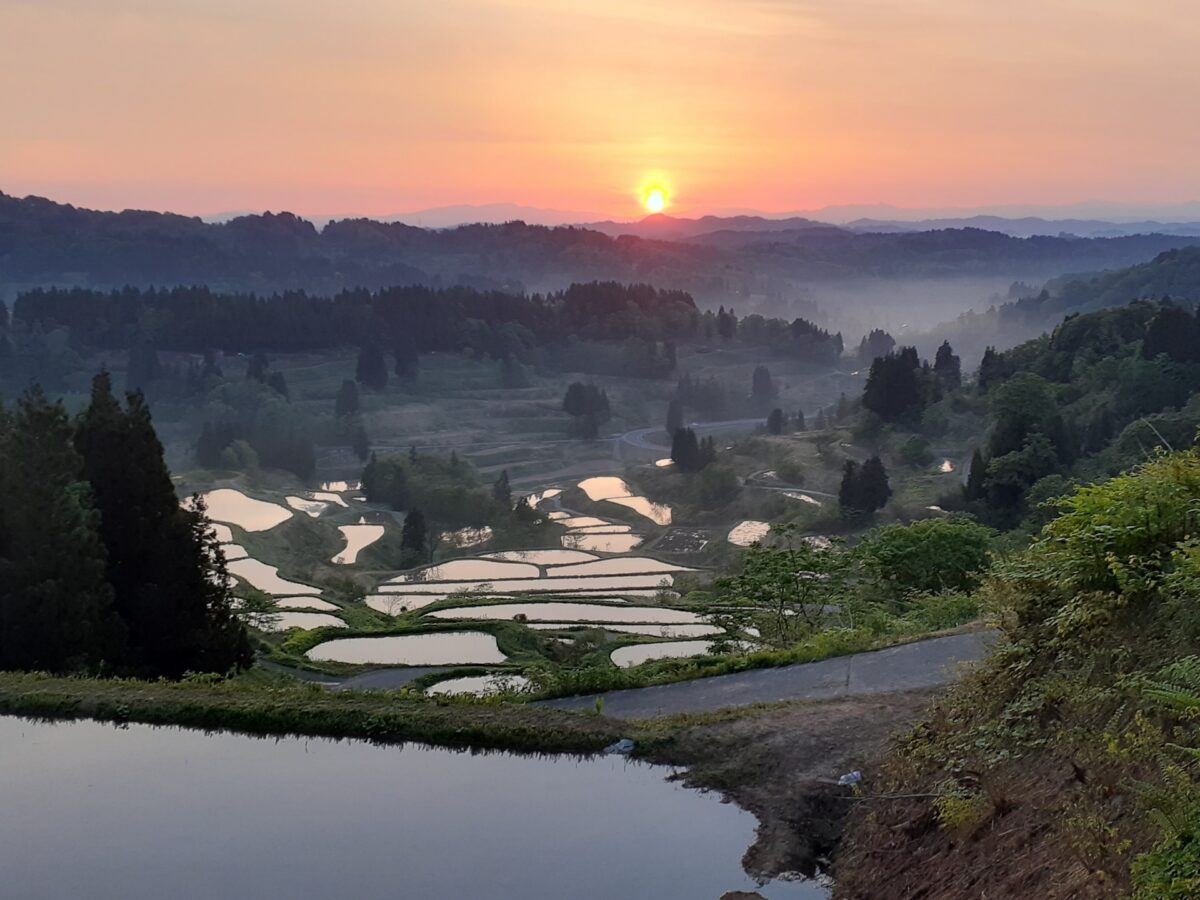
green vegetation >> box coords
[837,446,1200,898]
[0,377,250,678]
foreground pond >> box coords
[0,717,823,899]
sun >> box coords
[641,185,668,214]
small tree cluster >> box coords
[839,455,891,514]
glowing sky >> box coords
[1,0,1197,218]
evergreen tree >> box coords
[750,365,776,411]
[814,409,827,429]
[401,508,427,555]
[700,435,717,467]
[492,470,512,506]
[671,427,704,472]
[977,347,1008,390]
[75,372,251,677]
[0,388,121,673]
[933,340,962,392]
[246,350,269,383]
[1142,304,1200,362]
[335,379,360,417]
[859,455,892,511]
[767,408,786,435]
[666,397,684,438]
[356,344,389,390]
[838,460,861,510]
[862,347,925,423]
[964,448,987,501]
[267,371,290,400]
[795,409,806,430]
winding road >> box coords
[536,630,993,720]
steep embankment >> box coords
[835,450,1200,899]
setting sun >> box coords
[642,185,668,214]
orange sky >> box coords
[1,0,1198,219]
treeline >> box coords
[0,375,250,676]
[10,281,698,356]
[952,300,1200,527]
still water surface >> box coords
[0,717,825,899]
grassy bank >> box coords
[0,670,622,754]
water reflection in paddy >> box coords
[484,549,598,565]
[0,717,825,900]
[227,558,320,595]
[194,489,292,531]
[529,622,722,638]
[425,674,532,696]
[380,574,671,594]
[332,523,385,565]
[578,477,672,526]
[394,559,540,583]
[440,525,494,548]
[285,496,328,517]
[562,534,644,553]
[546,558,694,577]
[208,523,234,543]
[611,640,719,668]
[276,596,339,611]
[427,602,703,624]
[306,632,508,665]
[259,612,346,632]
[364,593,480,615]
[310,491,349,508]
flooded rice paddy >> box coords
[226,558,320,596]
[332,523,385,565]
[275,596,339,611]
[484,549,598,564]
[425,674,532,696]
[306,632,508,665]
[195,489,292,531]
[611,640,718,668]
[261,612,347,632]
[285,496,328,517]
[562,533,645,553]
[427,602,704,624]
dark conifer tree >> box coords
[246,350,269,383]
[934,340,962,392]
[767,408,786,435]
[977,347,1008,390]
[795,409,806,430]
[0,388,121,673]
[75,372,251,677]
[838,460,861,511]
[750,365,775,411]
[964,448,987,502]
[356,344,389,390]
[859,456,892,511]
[401,508,427,555]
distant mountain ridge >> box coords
[4,191,1200,305]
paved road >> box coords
[536,630,993,720]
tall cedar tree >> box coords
[401,508,427,554]
[795,409,806,430]
[750,365,775,411]
[0,388,121,672]
[352,422,370,461]
[933,340,962,392]
[964,448,987,501]
[767,408,786,435]
[267,371,290,400]
[75,372,251,677]
[335,379,360,417]
[356,344,389,390]
[246,350,269,382]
